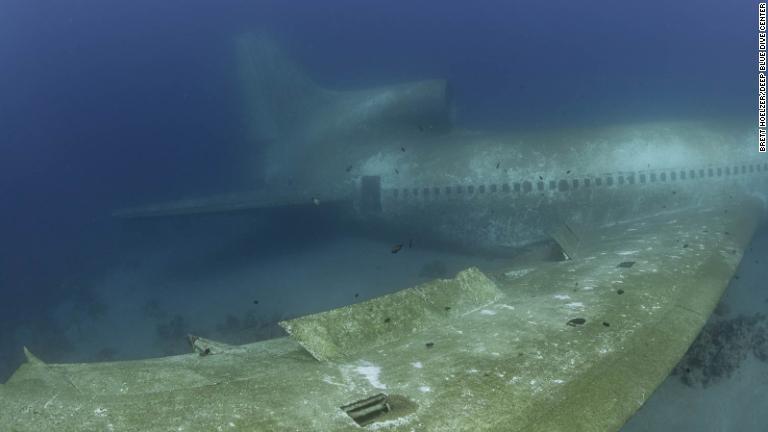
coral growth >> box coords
[672,310,768,388]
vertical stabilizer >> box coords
[236,34,327,142]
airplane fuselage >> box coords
[289,121,765,253]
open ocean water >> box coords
[0,1,762,431]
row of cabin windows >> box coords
[390,162,767,198]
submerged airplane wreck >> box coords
[1,35,765,431]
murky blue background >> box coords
[0,2,759,428]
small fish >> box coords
[496,161,500,169]
[418,125,424,132]
[539,175,543,180]
[425,342,435,349]
[312,197,320,206]
[395,169,399,175]
[401,147,406,152]
[566,170,571,174]
[566,318,586,327]
[391,244,403,254]
[346,165,352,172]
[253,300,259,305]
[354,293,359,298]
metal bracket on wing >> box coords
[549,222,582,260]
[186,334,236,357]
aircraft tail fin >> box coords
[236,34,454,144]
[236,34,328,142]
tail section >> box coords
[114,35,455,220]
[236,34,328,142]
[235,34,454,144]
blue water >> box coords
[0,0,759,427]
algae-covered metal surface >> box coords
[0,202,762,431]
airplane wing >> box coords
[1,196,763,431]
[112,189,351,218]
